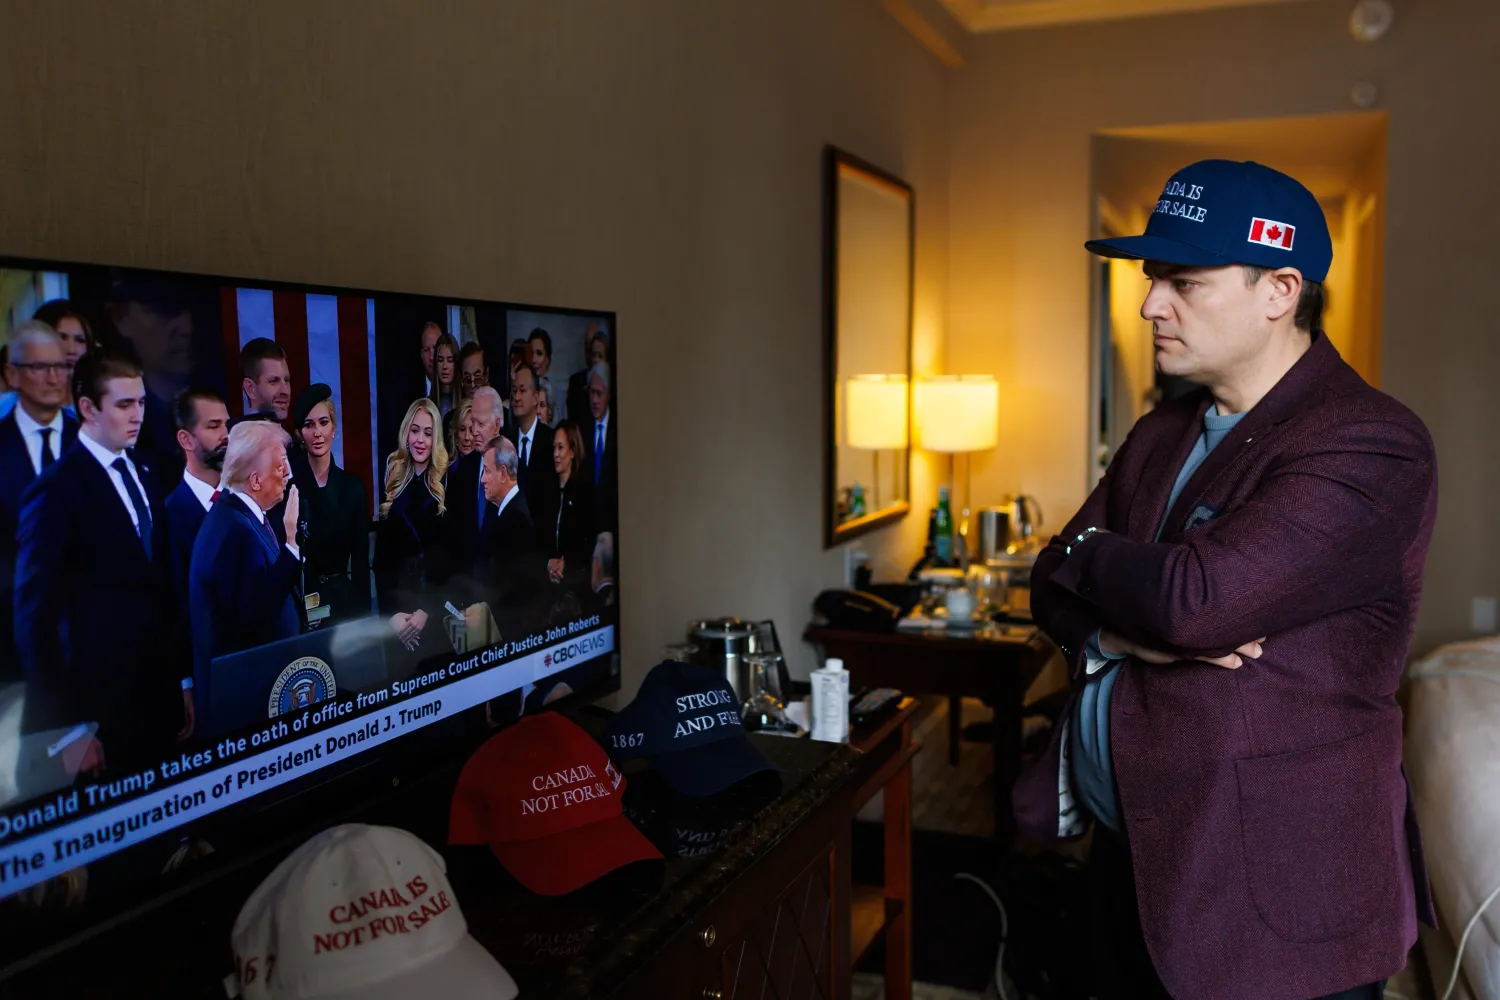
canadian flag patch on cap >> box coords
[1248,217,1295,250]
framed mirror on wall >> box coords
[823,146,914,548]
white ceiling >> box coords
[939,0,1318,32]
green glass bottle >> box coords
[934,485,953,564]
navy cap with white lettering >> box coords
[1085,160,1333,282]
[604,660,779,797]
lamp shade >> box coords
[914,375,999,453]
[845,374,909,450]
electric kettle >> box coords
[686,618,790,703]
[1003,494,1043,548]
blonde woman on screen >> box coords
[374,399,449,650]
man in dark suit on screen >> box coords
[13,352,183,777]
[471,435,546,642]
[163,388,230,739]
[566,326,608,427]
[0,321,78,683]
[164,389,230,601]
[188,419,303,721]
[506,364,556,543]
[445,385,504,583]
[590,531,616,615]
[582,361,617,533]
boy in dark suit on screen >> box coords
[13,352,183,776]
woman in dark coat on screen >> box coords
[373,399,449,677]
[289,384,370,626]
[546,420,595,603]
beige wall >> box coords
[0,0,950,688]
[948,0,1500,656]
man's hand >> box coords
[177,691,195,742]
[61,736,105,776]
[281,484,301,543]
[547,557,565,583]
[1099,630,1265,669]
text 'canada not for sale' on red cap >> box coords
[448,711,662,896]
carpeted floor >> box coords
[859,695,1438,1000]
[852,974,983,999]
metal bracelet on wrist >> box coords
[1064,526,1101,556]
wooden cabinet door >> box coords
[714,850,838,1000]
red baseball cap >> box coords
[448,713,661,896]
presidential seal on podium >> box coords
[268,656,338,717]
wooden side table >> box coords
[806,624,1053,843]
[847,696,920,1000]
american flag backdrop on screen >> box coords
[217,288,380,516]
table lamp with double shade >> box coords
[914,375,999,530]
[844,374,909,510]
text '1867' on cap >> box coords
[604,660,780,798]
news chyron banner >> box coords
[0,618,612,897]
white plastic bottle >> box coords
[811,657,850,744]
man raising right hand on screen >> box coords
[188,421,303,722]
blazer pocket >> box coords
[1235,727,1396,943]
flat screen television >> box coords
[0,257,621,965]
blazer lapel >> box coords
[0,418,33,494]
[1157,406,1270,543]
[1127,394,1210,542]
[228,495,280,560]
[1156,334,1348,543]
[76,451,149,564]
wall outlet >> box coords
[1472,596,1497,634]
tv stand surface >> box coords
[3,715,912,1000]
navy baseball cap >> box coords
[603,661,779,797]
[1085,160,1333,282]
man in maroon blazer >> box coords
[1018,160,1437,1000]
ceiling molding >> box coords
[884,0,968,67]
[940,0,1317,33]
[883,0,969,67]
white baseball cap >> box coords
[229,824,517,1000]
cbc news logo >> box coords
[544,633,608,669]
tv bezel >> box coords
[0,253,623,974]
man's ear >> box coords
[176,428,193,454]
[242,376,255,403]
[1265,268,1303,325]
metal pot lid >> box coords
[689,617,757,638]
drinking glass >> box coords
[663,642,700,665]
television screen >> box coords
[0,258,620,940]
